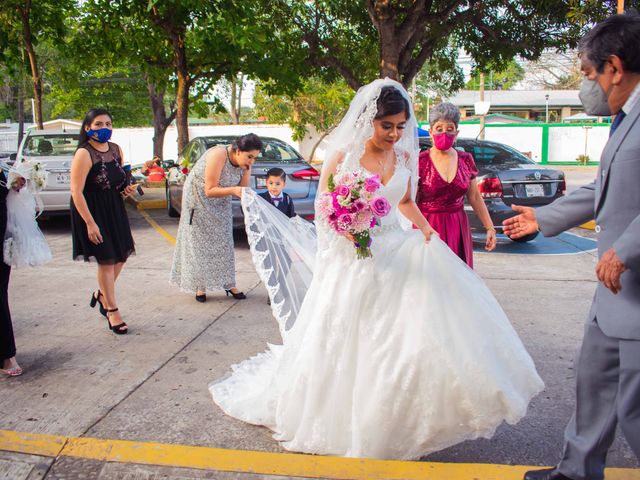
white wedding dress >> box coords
[210,162,544,460]
[3,187,52,268]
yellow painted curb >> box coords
[137,206,176,246]
[1,430,639,479]
[135,199,167,210]
[581,220,596,230]
[0,430,67,457]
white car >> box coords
[10,129,79,214]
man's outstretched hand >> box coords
[502,205,539,239]
[596,248,626,294]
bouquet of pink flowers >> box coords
[317,170,391,259]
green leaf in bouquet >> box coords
[353,231,372,260]
[328,173,335,192]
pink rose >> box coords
[335,185,350,197]
[338,213,353,226]
[364,175,381,192]
[370,196,391,217]
[331,191,341,209]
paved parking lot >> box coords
[1,164,638,479]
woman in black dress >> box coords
[1,171,24,376]
[70,109,137,334]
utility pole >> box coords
[545,94,550,123]
[479,72,485,140]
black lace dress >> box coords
[70,142,135,264]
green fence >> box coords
[418,121,611,166]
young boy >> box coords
[258,167,296,218]
[258,167,296,306]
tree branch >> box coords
[293,8,363,90]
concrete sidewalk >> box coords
[2,164,637,479]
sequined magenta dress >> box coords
[416,150,478,267]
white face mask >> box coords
[579,79,611,116]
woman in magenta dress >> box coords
[416,102,496,267]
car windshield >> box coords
[204,138,301,163]
[461,142,535,166]
[23,134,79,157]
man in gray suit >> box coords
[503,13,640,480]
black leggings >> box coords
[0,261,16,360]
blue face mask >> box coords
[86,127,112,143]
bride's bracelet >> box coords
[485,226,496,233]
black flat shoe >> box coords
[90,290,107,317]
[225,289,247,300]
[195,293,207,303]
[523,468,574,480]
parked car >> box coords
[165,136,319,227]
[419,137,566,242]
[1,129,80,214]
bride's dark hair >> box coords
[375,86,411,120]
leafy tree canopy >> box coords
[255,77,353,141]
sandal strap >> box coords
[106,308,119,313]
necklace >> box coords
[377,156,389,175]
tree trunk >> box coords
[378,26,401,82]
[150,6,190,152]
[368,0,450,88]
[19,1,44,130]
[174,61,190,153]
[308,128,333,163]
[145,78,176,160]
[230,76,239,124]
[369,1,401,82]
[17,84,25,150]
[236,74,243,124]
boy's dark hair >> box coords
[232,133,263,152]
[579,12,640,73]
[266,167,286,181]
[77,108,112,148]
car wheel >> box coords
[511,232,539,243]
[166,185,179,217]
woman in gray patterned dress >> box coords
[170,134,262,302]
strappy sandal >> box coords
[106,308,128,335]
[0,365,23,377]
[90,290,108,317]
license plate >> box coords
[525,183,544,197]
[55,172,71,185]
[255,176,267,188]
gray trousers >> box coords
[557,316,640,480]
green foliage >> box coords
[327,173,335,193]
[576,154,590,165]
[255,77,353,141]
[48,69,153,126]
[0,0,76,125]
[414,47,466,103]
[0,0,75,69]
[566,0,640,27]
[466,60,526,91]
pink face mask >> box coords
[432,132,456,151]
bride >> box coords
[209,78,544,460]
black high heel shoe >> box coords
[90,290,108,317]
[106,308,128,335]
[225,289,247,300]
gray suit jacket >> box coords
[537,100,640,340]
